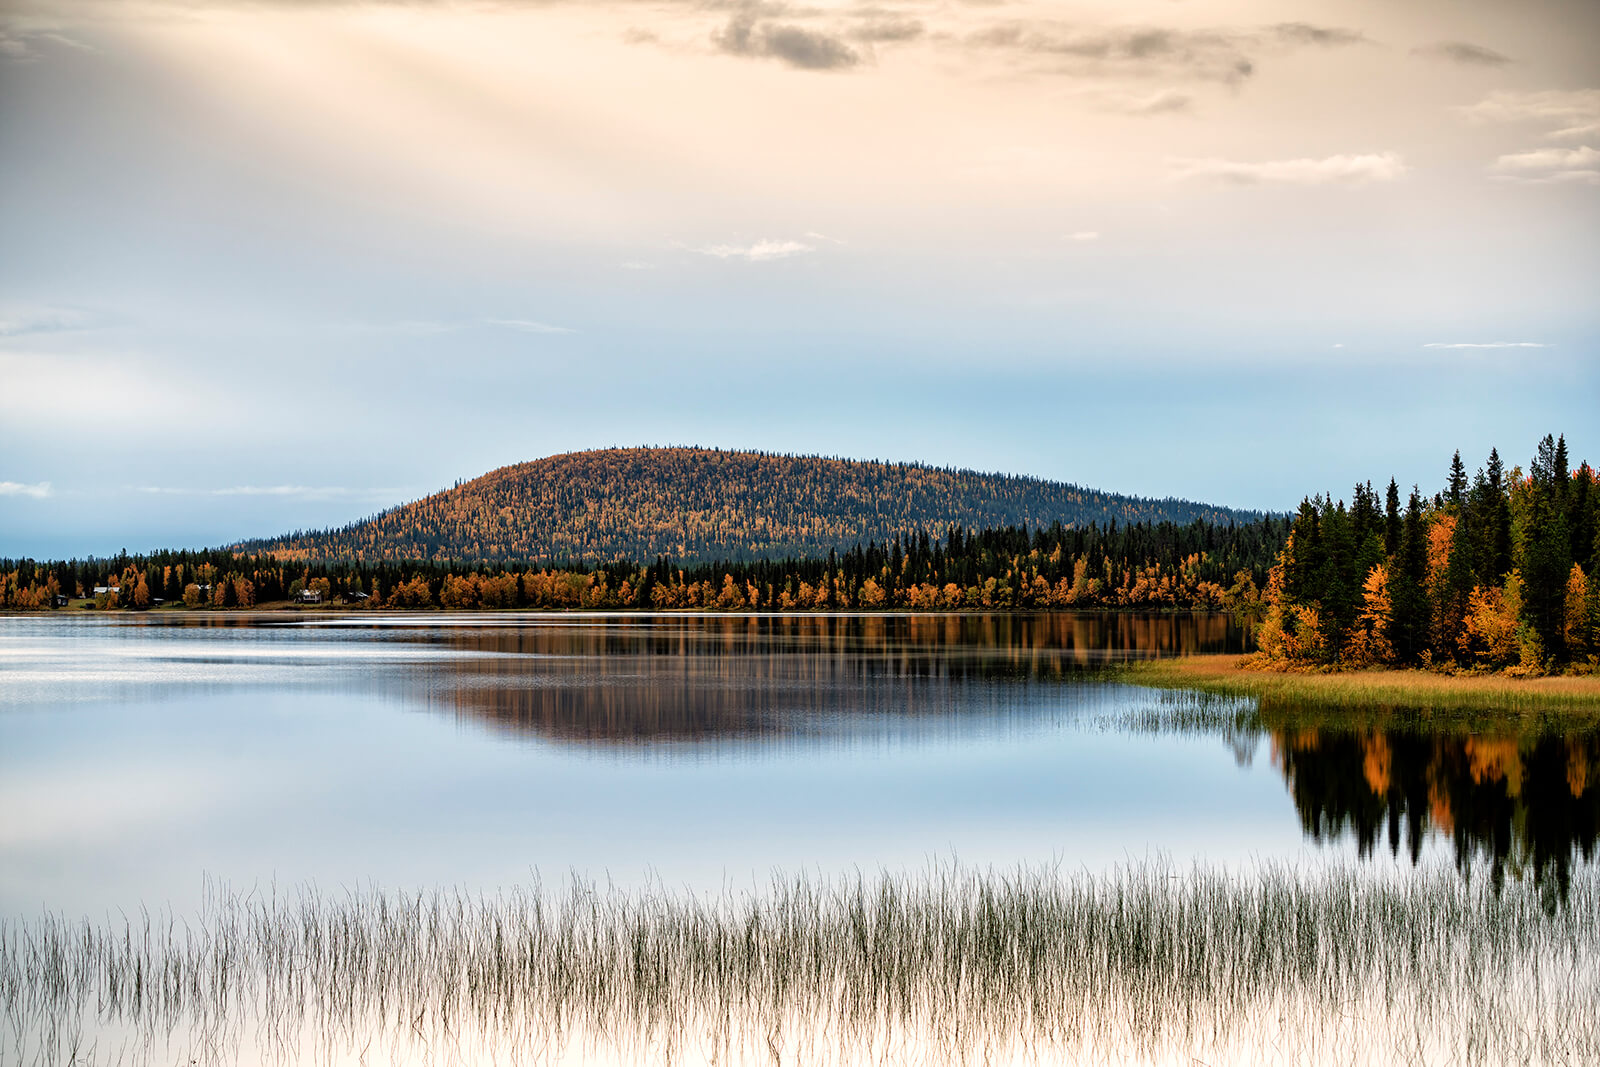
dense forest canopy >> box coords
[1259,434,1598,673]
[236,447,1268,565]
[0,516,1288,614]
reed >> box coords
[1127,654,1600,716]
[4,859,1596,1065]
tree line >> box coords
[1258,434,1597,673]
[1,514,1288,613]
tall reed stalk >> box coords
[3,860,1595,1065]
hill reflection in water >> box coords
[393,611,1247,744]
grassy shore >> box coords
[1127,654,1600,714]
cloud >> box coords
[360,318,576,335]
[715,13,859,70]
[1068,231,1100,242]
[1459,89,1600,127]
[1270,23,1368,48]
[1549,124,1600,143]
[1494,145,1600,170]
[485,318,577,334]
[695,239,814,261]
[0,481,52,499]
[0,27,90,62]
[964,21,1366,85]
[850,17,923,44]
[1092,89,1194,116]
[1422,342,1550,349]
[136,485,407,500]
[1491,144,1600,185]
[967,23,1257,85]
[0,305,113,338]
[1171,152,1407,186]
[1412,41,1511,66]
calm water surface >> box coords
[1,611,1594,918]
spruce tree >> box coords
[1384,479,1402,557]
[1483,449,1513,581]
[1524,436,1573,663]
[1447,451,1467,508]
[1387,488,1431,664]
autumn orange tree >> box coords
[1258,435,1598,673]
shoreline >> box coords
[1125,654,1600,713]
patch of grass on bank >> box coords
[1126,654,1600,715]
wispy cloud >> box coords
[695,239,814,261]
[966,23,1258,85]
[1103,89,1193,116]
[0,27,91,62]
[358,317,576,335]
[0,305,114,338]
[1171,152,1407,186]
[1490,145,1600,185]
[485,318,577,334]
[1068,231,1100,242]
[962,20,1367,86]
[136,485,407,500]
[1269,23,1368,48]
[1459,89,1600,127]
[1412,41,1511,66]
[1422,341,1551,349]
[0,480,52,499]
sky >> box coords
[1,0,1596,557]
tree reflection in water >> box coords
[1272,726,1599,899]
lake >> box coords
[3,611,1596,1065]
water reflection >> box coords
[2,611,1595,908]
[405,612,1247,744]
[1271,726,1600,896]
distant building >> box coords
[92,585,120,596]
[296,588,323,604]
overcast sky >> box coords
[1,0,1596,556]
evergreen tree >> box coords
[1387,488,1431,664]
[1524,436,1573,662]
[1384,479,1402,557]
[1483,449,1513,581]
[1446,451,1467,508]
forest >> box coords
[0,515,1287,614]
[1257,434,1598,673]
[239,446,1266,564]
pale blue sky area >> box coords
[2,0,1596,557]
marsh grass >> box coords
[3,860,1596,1066]
[1126,654,1600,720]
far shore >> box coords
[1126,654,1600,713]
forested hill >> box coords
[241,447,1265,564]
